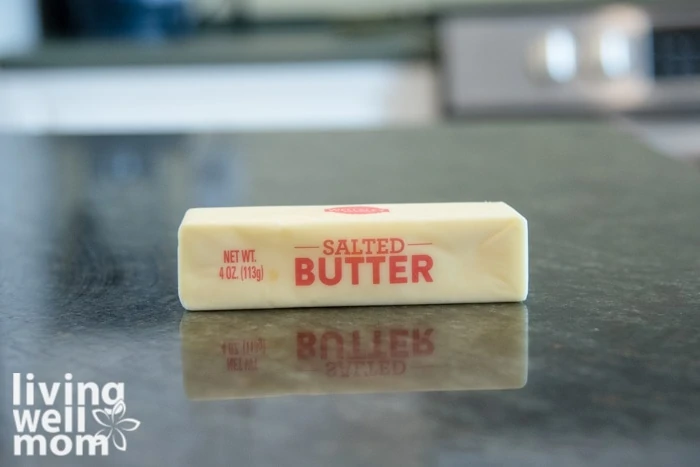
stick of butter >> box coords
[178,202,528,310]
[180,304,528,399]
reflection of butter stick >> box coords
[181,304,528,400]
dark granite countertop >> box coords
[1,122,699,466]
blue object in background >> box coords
[67,0,192,40]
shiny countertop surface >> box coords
[1,122,700,466]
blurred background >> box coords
[0,0,699,160]
[2,5,700,466]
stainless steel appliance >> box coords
[440,3,700,116]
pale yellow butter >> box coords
[178,202,528,310]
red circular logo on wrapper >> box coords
[324,206,390,215]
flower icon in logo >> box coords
[92,400,141,452]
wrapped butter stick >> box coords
[180,304,528,400]
[178,202,528,310]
